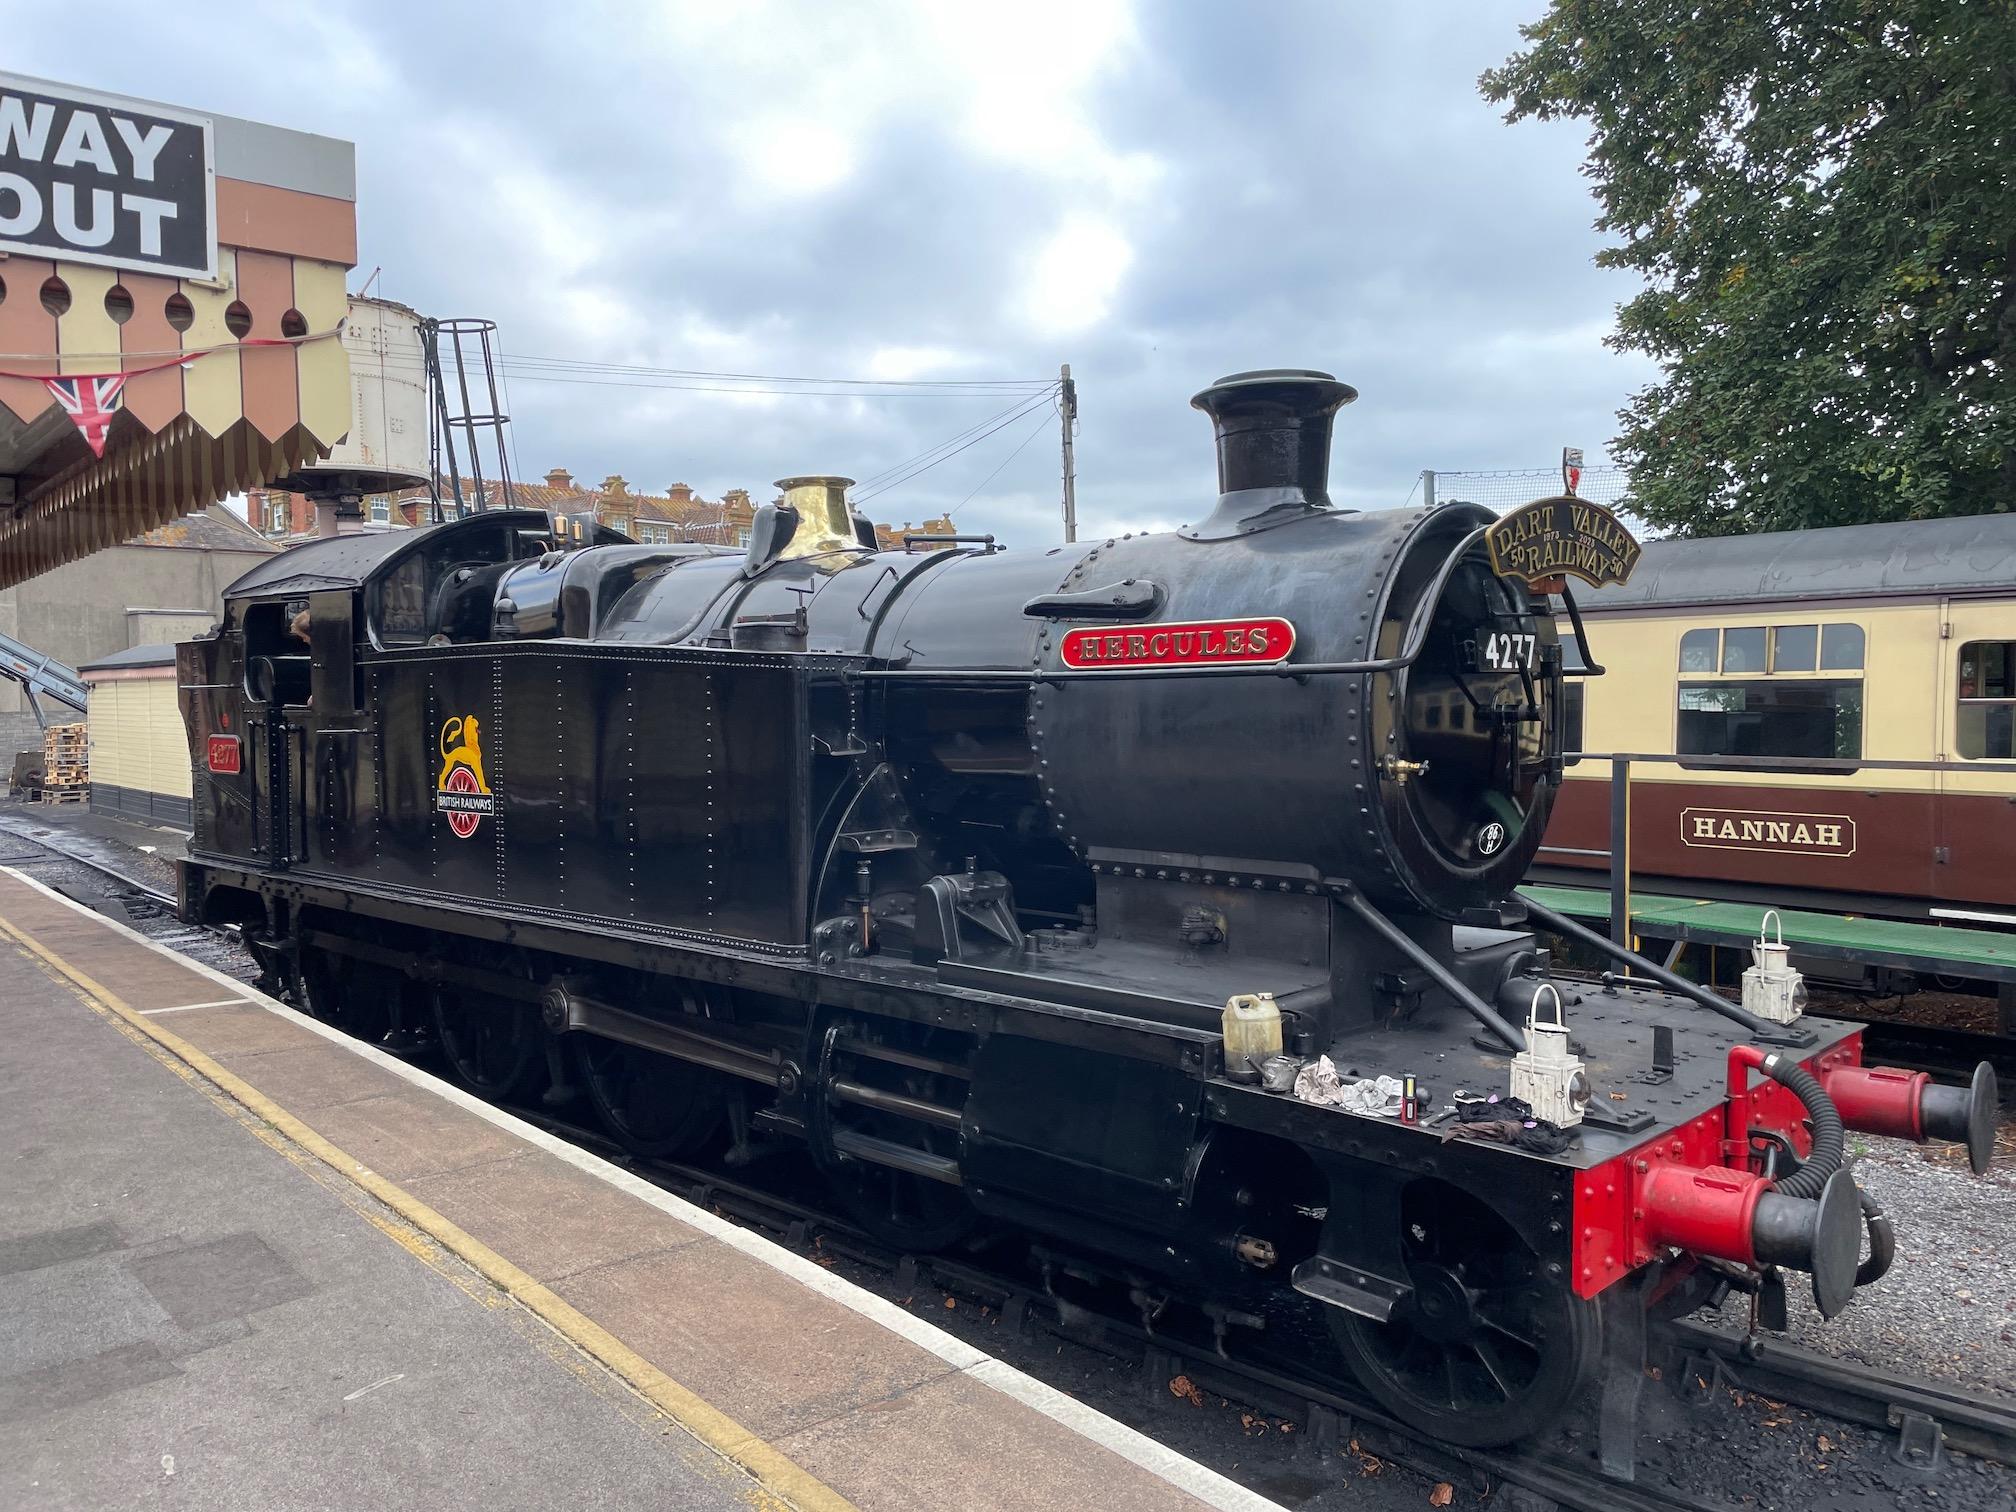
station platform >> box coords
[1522,881,2016,1007]
[0,866,1274,1512]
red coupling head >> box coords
[1825,1062,1998,1176]
[1638,1163,1861,1319]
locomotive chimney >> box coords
[1184,368,1358,539]
[762,476,865,565]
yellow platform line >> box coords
[0,913,859,1512]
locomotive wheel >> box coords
[1328,1190,1598,1447]
[576,1038,725,1159]
[433,984,544,1100]
[827,1149,974,1253]
[293,944,391,1043]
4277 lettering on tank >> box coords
[1060,617,1295,669]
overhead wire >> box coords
[947,400,1059,518]
[351,349,1050,397]
[853,388,1057,492]
[853,387,1061,504]
[476,371,1045,398]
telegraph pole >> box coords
[1059,362,1078,543]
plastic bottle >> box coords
[1222,992,1283,1081]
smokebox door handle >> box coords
[1021,579,1165,620]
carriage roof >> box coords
[1571,510,2016,612]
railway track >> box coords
[519,1099,2016,1507]
[510,1105,1723,1512]
[3,812,2011,1508]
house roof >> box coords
[413,474,754,529]
[130,506,279,553]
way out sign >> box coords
[0,74,215,279]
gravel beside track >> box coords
[5,798,2013,1511]
[1711,1134,2016,1396]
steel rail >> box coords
[1657,1317,2016,1466]
[500,1107,1715,1512]
[0,814,177,908]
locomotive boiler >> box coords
[177,369,1997,1451]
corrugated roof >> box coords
[1575,512,2016,612]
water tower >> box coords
[266,296,432,534]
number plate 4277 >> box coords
[1477,630,1537,672]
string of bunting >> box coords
[0,324,346,458]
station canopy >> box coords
[0,72,357,589]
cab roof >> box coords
[221,510,552,600]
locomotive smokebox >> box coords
[1001,366,1563,921]
[1186,369,1359,540]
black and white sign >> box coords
[1478,629,1537,672]
[0,74,215,279]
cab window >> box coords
[241,601,313,705]
[1958,641,2015,759]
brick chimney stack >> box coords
[545,468,574,490]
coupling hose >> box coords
[1854,1188,1895,1288]
[1758,1052,1845,1201]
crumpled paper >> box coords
[1292,1056,1404,1115]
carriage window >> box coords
[1679,621,1865,676]
[1958,641,2016,760]
[1679,681,1862,760]
[1561,681,1585,759]
[1721,627,1767,673]
[1678,628,1718,673]
[1820,622,1865,670]
[1771,624,1817,672]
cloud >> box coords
[1021,216,1136,336]
[10,2,1653,545]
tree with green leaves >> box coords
[1483,1,2015,536]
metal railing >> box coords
[1544,751,2016,947]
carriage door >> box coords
[1937,600,2016,917]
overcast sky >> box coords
[15,2,1654,545]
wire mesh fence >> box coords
[1422,465,1632,513]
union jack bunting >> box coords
[43,373,131,458]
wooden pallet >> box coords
[41,789,87,805]
[43,725,87,781]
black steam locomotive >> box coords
[178,370,1995,1451]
